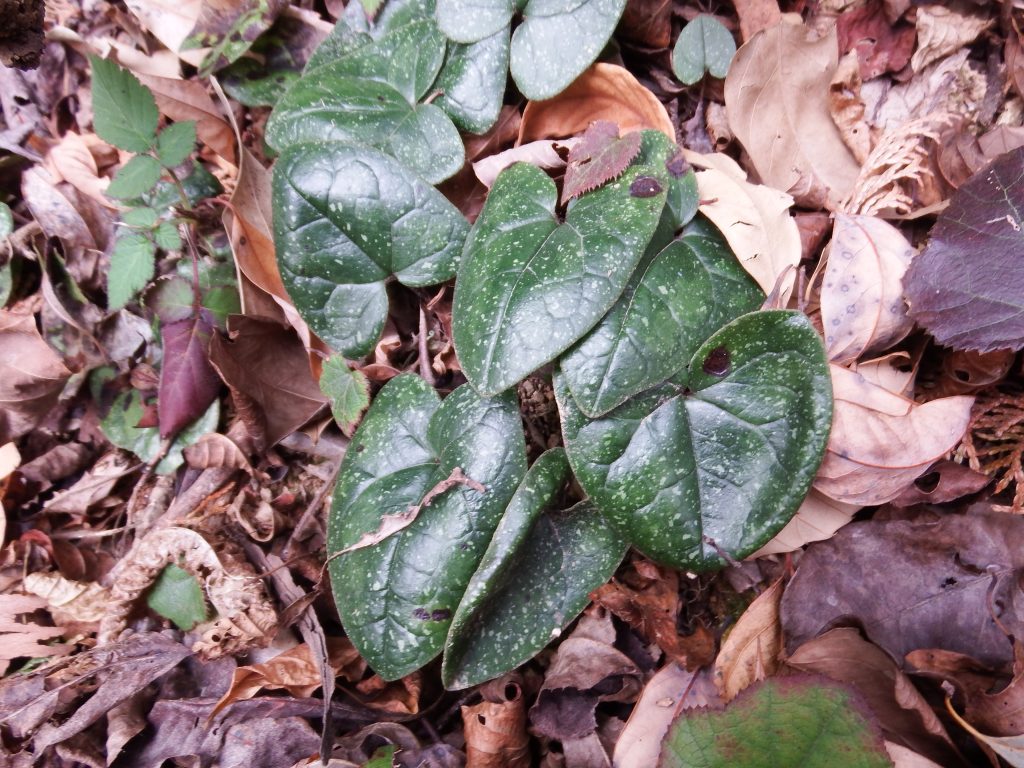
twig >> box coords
[282,457,343,561]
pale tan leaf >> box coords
[133,72,236,163]
[44,450,134,514]
[183,432,252,472]
[912,4,993,72]
[884,743,946,768]
[0,442,20,480]
[23,572,111,624]
[732,0,782,43]
[854,354,915,397]
[680,150,801,302]
[472,138,576,188]
[829,51,872,164]
[748,490,860,557]
[0,594,69,664]
[713,579,783,701]
[724,14,861,209]
[123,0,206,66]
[814,364,974,505]
[518,63,675,144]
[45,132,111,205]
[821,214,915,363]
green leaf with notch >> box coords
[557,310,832,570]
[107,155,163,200]
[659,676,891,768]
[453,130,674,397]
[329,374,527,680]
[156,122,197,168]
[265,74,464,185]
[320,357,371,436]
[89,56,159,153]
[672,14,737,85]
[560,217,763,417]
[273,142,468,357]
[147,564,209,630]
[108,232,156,310]
[442,448,626,689]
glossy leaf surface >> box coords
[329,375,526,680]
[442,448,626,689]
[560,217,763,417]
[273,142,468,357]
[435,31,510,133]
[558,310,832,570]
[436,0,515,43]
[454,130,674,396]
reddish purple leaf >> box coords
[903,146,1024,353]
[562,121,643,203]
[158,310,221,438]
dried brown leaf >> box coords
[45,132,111,205]
[829,52,873,164]
[183,432,252,472]
[562,122,642,203]
[732,0,781,43]
[724,15,861,209]
[0,594,68,668]
[891,460,991,507]
[750,490,861,557]
[462,681,530,768]
[123,0,206,67]
[714,579,783,701]
[518,63,675,144]
[133,72,236,164]
[22,572,110,625]
[912,3,993,72]
[44,450,133,514]
[21,166,95,250]
[836,0,916,80]
[0,310,72,443]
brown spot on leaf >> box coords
[702,346,731,376]
[629,176,662,197]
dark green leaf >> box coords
[219,57,301,107]
[154,220,182,251]
[329,375,527,680]
[435,30,510,134]
[320,357,371,435]
[903,145,1024,352]
[106,154,163,200]
[510,0,627,100]
[89,56,159,153]
[436,0,514,43]
[156,122,197,168]
[108,232,156,310]
[671,14,737,85]
[442,448,626,689]
[147,564,208,630]
[453,130,674,396]
[560,218,763,417]
[182,0,289,76]
[145,161,223,209]
[659,676,891,768]
[0,202,12,240]
[557,310,831,570]
[265,75,464,184]
[273,142,468,357]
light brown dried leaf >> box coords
[814,364,974,505]
[44,450,133,514]
[829,51,872,164]
[724,14,861,209]
[23,572,110,624]
[183,432,252,472]
[912,4,993,72]
[0,442,19,480]
[123,0,206,67]
[133,72,235,163]
[21,166,95,250]
[749,489,860,557]
[462,682,530,768]
[0,310,72,443]
[213,642,324,718]
[45,132,111,205]
[733,0,782,43]
[518,63,674,144]
[473,139,574,189]
[714,579,783,702]
[0,594,68,667]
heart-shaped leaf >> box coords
[435,30,510,133]
[272,142,469,357]
[659,676,891,768]
[671,14,737,86]
[557,310,832,570]
[442,448,626,689]
[265,74,464,185]
[453,130,675,396]
[560,216,764,417]
[329,375,527,680]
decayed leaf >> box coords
[821,214,914,363]
[44,450,133,513]
[680,150,801,302]
[732,0,782,43]
[749,489,861,557]
[904,146,1024,353]
[461,680,531,768]
[829,52,872,164]
[814,364,973,505]
[183,432,253,472]
[212,642,338,717]
[21,167,96,251]
[0,310,72,443]
[724,14,861,209]
[158,311,221,439]
[836,0,916,79]
[786,628,960,766]
[518,63,675,144]
[22,572,111,625]
[891,460,991,507]
[912,4,993,72]
[562,122,642,202]
[713,579,783,702]
[0,594,69,670]
[781,512,1024,670]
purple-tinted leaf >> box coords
[562,121,642,203]
[903,146,1024,352]
[158,311,221,438]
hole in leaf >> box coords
[702,346,731,377]
[914,472,940,493]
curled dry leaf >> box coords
[724,14,861,209]
[749,489,860,557]
[518,63,675,144]
[680,150,801,303]
[44,449,133,514]
[473,139,574,189]
[123,0,206,67]
[183,432,253,472]
[713,579,783,702]
[829,52,872,164]
[22,571,110,625]
[814,364,974,505]
[0,594,69,670]
[44,131,111,205]
[462,679,531,768]
[912,4,993,72]
[98,526,276,659]
[0,310,72,443]
[821,214,914,364]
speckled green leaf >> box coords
[659,676,891,768]
[0,202,12,240]
[510,0,628,100]
[265,75,463,185]
[453,130,674,397]
[329,375,527,680]
[272,142,469,357]
[436,0,515,43]
[558,310,832,570]
[320,357,371,436]
[147,564,208,630]
[435,30,509,133]
[443,448,625,689]
[561,218,763,417]
[671,14,737,86]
